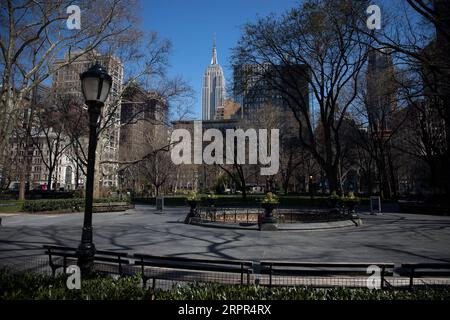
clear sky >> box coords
[141,0,300,119]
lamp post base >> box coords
[77,240,96,276]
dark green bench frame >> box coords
[133,253,253,288]
[401,263,450,288]
[43,245,129,276]
[260,261,395,288]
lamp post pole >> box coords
[77,101,102,275]
[77,64,112,275]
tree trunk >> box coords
[18,170,26,200]
[324,165,340,195]
[241,185,247,200]
[282,170,291,195]
[47,169,53,191]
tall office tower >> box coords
[52,50,124,195]
[202,36,226,120]
[119,83,168,192]
[232,63,309,122]
[366,48,396,135]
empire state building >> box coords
[202,37,226,120]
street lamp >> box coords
[309,175,314,200]
[78,63,112,275]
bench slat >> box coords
[261,268,394,276]
[135,260,251,273]
[260,261,395,268]
[134,253,253,267]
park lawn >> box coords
[0,200,24,213]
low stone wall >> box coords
[92,202,134,213]
[188,207,360,231]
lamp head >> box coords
[80,63,112,105]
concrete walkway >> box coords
[1,205,450,271]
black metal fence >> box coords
[2,252,450,292]
[194,207,352,224]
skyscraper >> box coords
[202,36,226,120]
[232,63,309,121]
[52,50,124,196]
[366,48,396,135]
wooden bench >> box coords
[400,263,450,288]
[133,253,253,288]
[260,261,395,288]
[43,245,130,276]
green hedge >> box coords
[22,198,84,212]
[133,195,372,208]
[1,270,450,300]
[156,283,450,300]
[22,197,130,212]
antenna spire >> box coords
[211,33,218,65]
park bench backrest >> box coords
[133,253,253,285]
[134,253,253,271]
[43,245,130,275]
[260,261,395,287]
[401,263,450,280]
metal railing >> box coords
[2,248,450,292]
[194,207,352,224]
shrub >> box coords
[0,269,146,300]
[21,197,131,212]
[22,198,84,212]
[154,283,450,300]
[186,192,201,202]
[1,270,450,300]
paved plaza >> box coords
[1,205,450,270]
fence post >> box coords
[118,256,122,275]
[140,258,147,288]
[269,264,273,288]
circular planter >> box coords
[260,202,278,230]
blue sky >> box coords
[141,0,300,118]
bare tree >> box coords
[0,0,138,199]
[232,0,371,194]
[361,0,450,195]
[31,94,85,189]
[140,130,174,197]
